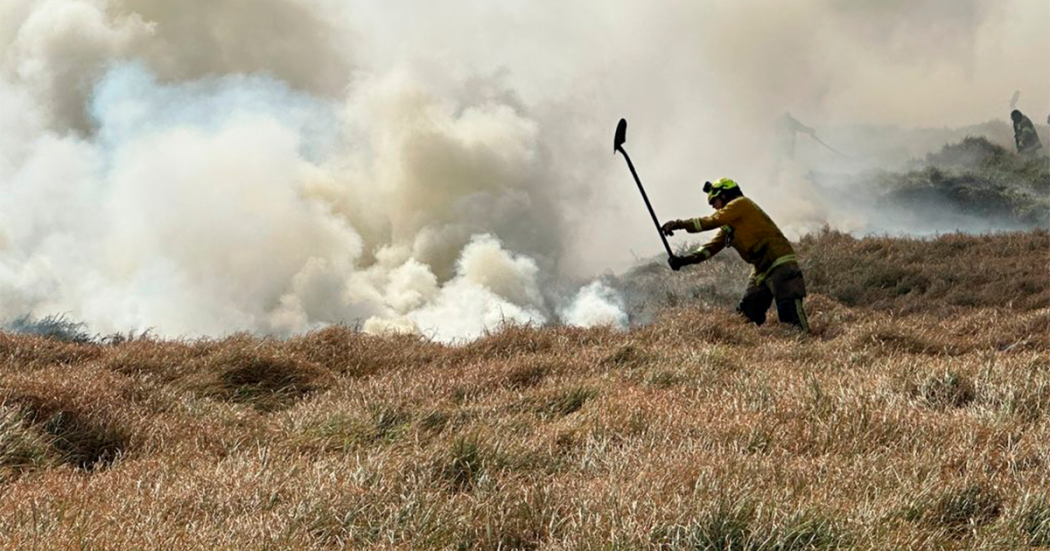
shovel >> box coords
[613,118,674,260]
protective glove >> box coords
[661,220,680,237]
[668,255,685,271]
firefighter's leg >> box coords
[775,298,810,333]
[737,281,773,326]
[770,263,810,333]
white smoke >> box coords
[0,58,624,340]
[559,281,628,330]
[1,0,153,133]
[3,68,357,336]
[363,234,549,342]
[1,0,1046,339]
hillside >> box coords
[2,230,1049,550]
[616,228,1050,324]
[808,136,1050,235]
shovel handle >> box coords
[615,145,675,259]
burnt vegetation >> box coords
[1,229,1049,549]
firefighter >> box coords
[661,178,809,332]
[777,112,816,159]
[1012,109,1043,155]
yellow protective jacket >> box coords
[684,197,797,283]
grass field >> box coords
[2,230,1049,550]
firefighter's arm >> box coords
[688,199,744,232]
[661,219,703,236]
[679,229,727,265]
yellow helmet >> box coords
[703,178,739,204]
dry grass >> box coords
[2,231,1049,550]
[618,229,1050,321]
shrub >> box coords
[4,314,95,344]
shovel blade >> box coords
[614,118,627,152]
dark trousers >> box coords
[737,262,809,332]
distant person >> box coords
[1011,109,1042,155]
[777,112,816,159]
[660,178,809,332]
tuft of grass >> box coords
[647,370,685,389]
[9,395,129,471]
[0,404,54,480]
[438,435,486,492]
[287,326,440,377]
[990,371,1050,423]
[506,363,550,390]
[539,386,597,418]
[368,403,411,442]
[1015,494,1050,546]
[418,410,451,433]
[202,347,330,411]
[40,410,127,470]
[914,371,976,409]
[603,344,651,367]
[919,484,1003,536]
[863,326,953,355]
[457,325,556,360]
[653,501,845,551]
[665,500,754,550]
[757,512,843,551]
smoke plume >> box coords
[1,0,1047,339]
